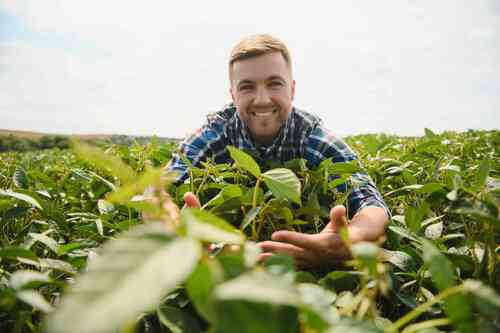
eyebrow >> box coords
[236,75,286,87]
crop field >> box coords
[0,130,498,333]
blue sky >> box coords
[0,1,499,138]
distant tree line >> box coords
[0,134,181,152]
[0,135,70,152]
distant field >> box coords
[0,129,114,140]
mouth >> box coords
[250,108,278,117]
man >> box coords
[168,34,389,270]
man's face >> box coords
[230,52,295,144]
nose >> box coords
[254,86,271,106]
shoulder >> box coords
[291,107,323,132]
[301,114,357,164]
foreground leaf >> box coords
[422,240,474,333]
[46,223,201,333]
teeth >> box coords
[252,109,277,117]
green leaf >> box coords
[157,304,202,333]
[262,168,301,204]
[46,223,201,333]
[97,199,115,214]
[106,168,165,204]
[13,166,29,189]
[325,317,384,333]
[241,207,261,231]
[0,189,42,210]
[9,270,51,290]
[463,279,500,317]
[16,290,53,313]
[227,146,261,178]
[214,270,300,306]
[422,240,474,333]
[203,184,243,209]
[473,159,490,190]
[0,247,38,261]
[29,232,59,254]
[186,259,222,322]
[381,249,417,272]
[297,283,338,330]
[405,202,429,233]
[351,242,379,275]
[72,140,135,184]
[181,208,245,245]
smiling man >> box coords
[168,34,389,270]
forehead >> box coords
[231,52,292,83]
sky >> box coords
[0,0,499,138]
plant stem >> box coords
[401,318,451,333]
[252,178,261,209]
[386,284,464,333]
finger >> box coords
[257,252,273,263]
[329,205,348,232]
[258,240,306,258]
[270,230,316,250]
[183,192,201,208]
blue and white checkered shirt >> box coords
[168,103,389,218]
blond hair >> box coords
[229,34,292,75]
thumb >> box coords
[328,205,348,233]
[183,192,201,209]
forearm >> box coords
[347,206,389,243]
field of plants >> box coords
[0,130,498,333]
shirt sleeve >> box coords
[166,124,223,184]
[304,125,390,219]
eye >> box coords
[239,85,253,91]
[269,81,284,88]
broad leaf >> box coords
[0,189,42,210]
[157,304,202,333]
[72,140,135,184]
[227,146,261,178]
[182,208,245,245]
[473,159,490,190]
[46,224,201,333]
[262,168,301,204]
[422,240,474,333]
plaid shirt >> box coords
[168,103,389,218]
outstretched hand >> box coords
[258,205,351,270]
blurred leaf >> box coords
[186,259,222,322]
[157,304,202,333]
[9,270,51,290]
[16,290,53,313]
[72,140,135,184]
[0,189,42,210]
[182,208,245,245]
[47,223,201,333]
[228,146,261,178]
[97,199,115,214]
[106,168,164,204]
[473,159,490,190]
[29,232,59,254]
[215,270,300,306]
[352,242,379,275]
[0,247,38,261]
[325,317,384,332]
[262,168,301,204]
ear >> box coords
[229,87,235,102]
[291,80,296,101]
